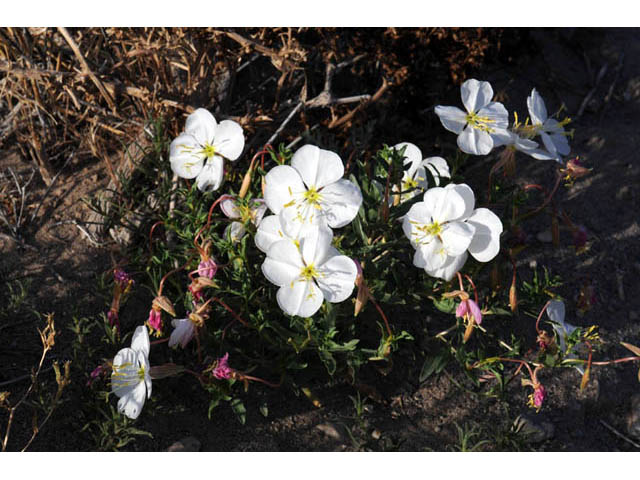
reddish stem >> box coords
[213,297,249,327]
[535,300,552,335]
[148,220,164,256]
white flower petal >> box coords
[527,88,548,125]
[185,108,217,146]
[262,239,304,286]
[445,183,475,220]
[277,279,323,317]
[130,325,150,357]
[394,142,423,173]
[255,215,287,253]
[477,102,509,130]
[461,79,493,113]
[196,157,225,193]
[423,157,450,186]
[252,201,268,226]
[546,300,566,325]
[466,208,503,262]
[169,318,195,349]
[426,251,469,281]
[224,221,247,242]
[441,221,476,256]
[540,131,558,158]
[213,120,244,161]
[117,381,147,420]
[264,165,305,214]
[457,124,494,156]
[170,133,205,179]
[318,178,363,228]
[434,105,468,134]
[300,225,333,266]
[292,145,344,189]
[423,186,467,223]
[316,255,357,303]
[111,348,139,398]
[418,237,448,271]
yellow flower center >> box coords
[303,187,322,205]
[403,177,418,190]
[424,221,442,236]
[137,366,146,381]
[300,264,319,281]
[465,112,495,133]
[202,143,216,158]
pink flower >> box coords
[114,269,133,291]
[533,384,547,409]
[188,283,204,303]
[87,365,104,386]
[198,259,218,279]
[212,353,232,380]
[456,298,482,325]
[148,308,163,333]
[107,309,119,329]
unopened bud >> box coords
[152,295,175,317]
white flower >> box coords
[546,299,584,374]
[169,108,245,192]
[255,213,312,254]
[263,144,363,231]
[526,88,571,162]
[111,325,152,420]
[491,129,540,156]
[434,79,509,156]
[261,225,357,318]
[402,183,503,281]
[391,142,451,204]
[220,197,268,242]
[168,317,196,349]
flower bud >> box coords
[152,295,175,317]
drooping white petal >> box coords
[457,124,494,156]
[394,142,423,174]
[130,325,150,357]
[423,186,467,223]
[196,156,225,193]
[169,318,195,349]
[220,197,241,219]
[170,133,205,179]
[185,108,217,146]
[434,105,468,134]
[317,179,363,228]
[477,102,509,130]
[423,156,450,186]
[264,165,306,214]
[546,300,566,325]
[117,381,147,420]
[549,133,570,156]
[426,251,469,282]
[540,131,558,158]
[224,221,247,242]
[291,145,344,189]
[315,255,357,303]
[527,88,548,125]
[212,120,244,161]
[441,221,476,256]
[445,183,475,221]
[252,201,268,226]
[466,208,503,262]
[277,279,323,318]
[262,239,304,287]
[461,79,494,113]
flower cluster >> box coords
[435,79,572,163]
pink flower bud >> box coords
[148,309,163,333]
[198,259,218,279]
[533,384,547,409]
[212,353,232,380]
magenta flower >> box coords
[533,384,547,409]
[212,353,232,380]
[107,309,119,329]
[114,269,133,291]
[198,259,218,279]
[456,298,482,325]
[147,308,163,333]
[87,365,105,386]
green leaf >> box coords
[432,296,456,314]
[230,398,247,425]
[419,350,450,383]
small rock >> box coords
[167,436,201,452]
[513,414,555,443]
[536,230,553,243]
[626,394,640,440]
[371,429,381,440]
[316,422,343,442]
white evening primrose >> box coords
[254,213,312,253]
[261,225,357,318]
[546,299,584,374]
[525,88,571,162]
[391,142,450,204]
[434,79,509,156]
[263,144,363,230]
[403,183,503,281]
[491,129,540,156]
[168,317,196,349]
[169,108,245,192]
[220,197,268,242]
[111,325,152,420]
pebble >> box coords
[626,394,640,440]
[316,422,344,442]
[167,436,201,452]
[513,414,555,443]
